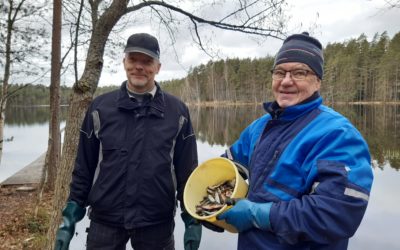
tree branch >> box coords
[126,0,286,39]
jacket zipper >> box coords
[252,149,280,193]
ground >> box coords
[0,185,52,250]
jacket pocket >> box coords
[87,142,125,210]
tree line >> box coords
[163,31,400,104]
[5,31,400,107]
[6,84,118,106]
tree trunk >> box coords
[45,0,62,191]
[44,90,92,249]
[0,0,14,165]
[0,113,5,165]
[44,1,128,248]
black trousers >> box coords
[86,220,175,250]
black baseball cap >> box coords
[124,33,160,60]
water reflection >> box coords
[344,104,400,170]
[3,104,399,171]
[189,104,400,171]
[1,104,399,249]
[4,106,68,126]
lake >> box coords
[0,104,399,250]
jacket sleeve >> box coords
[173,109,198,209]
[68,106,100,207]
[269,125,373,245]
[226,126,252,167]
[226,116,267,168]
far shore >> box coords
[185,101,400,107]
[7,101,400,108]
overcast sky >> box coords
[97,0,400,87]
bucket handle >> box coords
[205,198,243,223]
[225,198,242,206]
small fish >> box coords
[208,194,216,203]
[195,178,236,216]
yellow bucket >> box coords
[183,157,248,233]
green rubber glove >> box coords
[181,211,202,250]
[54,201,86,250]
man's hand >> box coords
[181,212,202,250]
[55,218,74,250]
[54,201,86,250]
[217,199,272,233]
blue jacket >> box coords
[227,94,373,249]
[68,82,198,229]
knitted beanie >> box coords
[273,32,324,79]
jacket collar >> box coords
[117,81,165,118]
[263,91,322,120]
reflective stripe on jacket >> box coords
[68,82,198,229]
[227,95,373,250]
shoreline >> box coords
[185,101,400,107]
[7,101,400,108]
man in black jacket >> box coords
[55,33,202,250]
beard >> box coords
[126,75,155,93]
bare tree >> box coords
[45,0,288,248]
[0,0,49,165]
[44,0,62,191]
[34,0,63,219]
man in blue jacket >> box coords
[54,33,202,250]
[218,32,374,249]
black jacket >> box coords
[68,82,198,229]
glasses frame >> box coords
[270,68,316,81]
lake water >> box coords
[0,104,399,250]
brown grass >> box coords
[0,185,53,250]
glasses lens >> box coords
[291,69,308,80]
[272,69,286,80]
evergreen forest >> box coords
[163,31,400,104]
[6,31,400,106]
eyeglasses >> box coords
[271,69,315,81]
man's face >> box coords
[272,62,321,108]
[123,52,161,93]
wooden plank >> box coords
[1,152,46,186]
